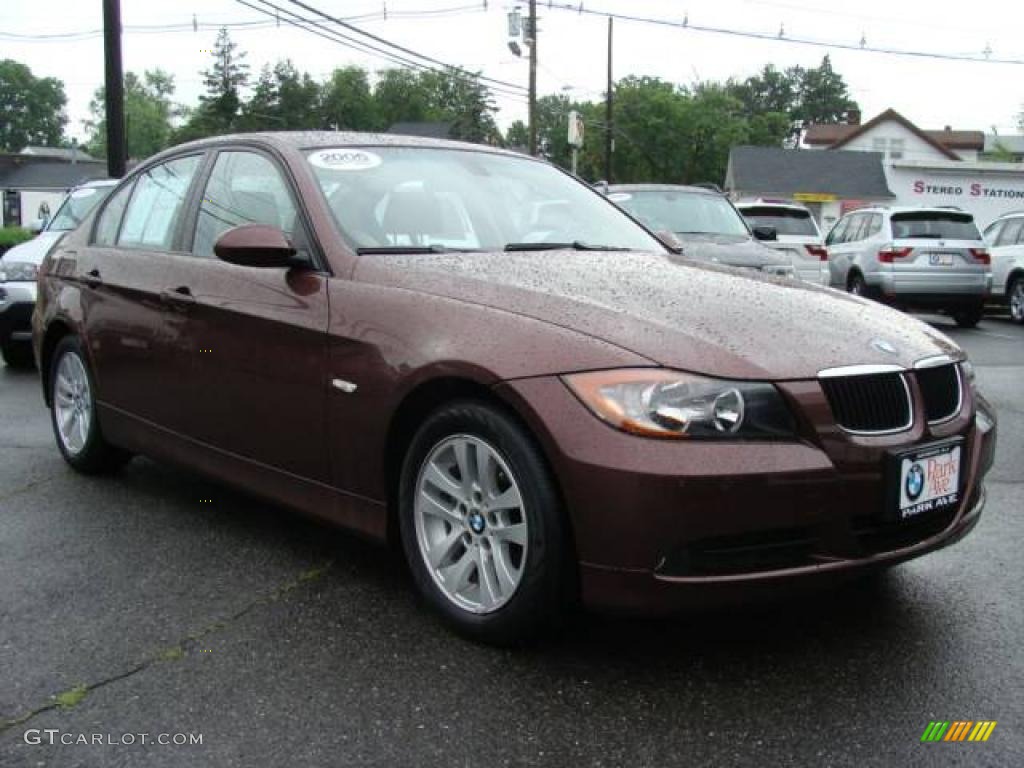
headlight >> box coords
[0,261,38,283]
[563,369,797,439]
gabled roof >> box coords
[726,146,895,199]
[804,109,981,159]
[0,158,107,190]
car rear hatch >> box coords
[739,206,827,284]
[884,210,990,295]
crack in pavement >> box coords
[0,560,334,733]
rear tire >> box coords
[1,340,34,369]
[847,272,868,297]
[951,304,983,328]
[1009,276,1024,325]
[398,400,570,646]
[49,336,131,474]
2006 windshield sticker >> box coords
[308,149,382,171]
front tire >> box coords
[398,400,569,645]
[49,336,130,473]
[1009,276,1024,325]
[951,304,983,328]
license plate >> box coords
[928,252,955,266]
[892,441,962,520]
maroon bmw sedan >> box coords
[32,133,996,644]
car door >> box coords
[826,214,859,287]
[79,153,205,433]
[992,217,1023,297]
[180,148,332,483]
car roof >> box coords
[75,178,117,189]
[161,131,527,162]
[606,184,721,197]
[735,202,811,213]
[844,206,975,218]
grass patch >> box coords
[54,684,88,709]
[157,645,184,662]
[0,227,34,248]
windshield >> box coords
[47,185,113,232]
[306,147,662,253]
[890,211,980,240]
[609,189,750,238]
[739,207,819,236]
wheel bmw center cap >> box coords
[468,510,486,534]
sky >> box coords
[2,0,1023,144]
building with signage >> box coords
[723,145,895,231]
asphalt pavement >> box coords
[1,314,1021,767]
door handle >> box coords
[84,268,102,287]
[160,286,195,305]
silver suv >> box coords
[825,206,991,327]
[735,201,828,285]
[982,211,1024,324]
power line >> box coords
[542,1,1024,66]
[283,0,528,93]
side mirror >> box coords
[752,224,778,242]
[213,224,298,268]
[654,230,684,254]
[27,218,45,234]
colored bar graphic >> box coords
[922,720,996,743]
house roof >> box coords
[804,109,983,158]
[0,158,108,190]
[726,146,895,199]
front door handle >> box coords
[160,286,195,305]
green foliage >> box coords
[239,60,321,131]
[320,66,378,131]
[175,27,250,141]
[0,227,34,247]
[0,59,67,151]
[54,684,88,709]
[84,70,181,159]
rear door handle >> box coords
[160,286,195,305]
[84,268,102,287]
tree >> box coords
[792,55,857,126]
[176,28,249,141]
[372,68,498,143]
[504,120,529,149]
[319,66,377,131]
[0,59,67,151]
[238,60,320,131]
[84,70,180,159]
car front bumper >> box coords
[498,375,997,614]
[0,281,37,343]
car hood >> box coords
[355,250,964,380]
[676,234,789,268]
[2,231,63,266]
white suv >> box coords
[982,211,1024,324]
[825,206,991,327]
[735,201,828,284]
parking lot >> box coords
[0,314,1021,767]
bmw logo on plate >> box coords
[905,464,925,501]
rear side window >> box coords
[845,214,868,243]
[740,207,818,236]
[193,151,299,257]
[890,211,980,240]
[995,218,1024,246]
[865,213,882,238]
[118,155,201,250]
[93,182,134,246]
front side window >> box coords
[93,182,134,246]
[118,155,201,250]
[307,147,662,253]
[49,185,113,233]
[193,151,299,257]
[826,217,850,246]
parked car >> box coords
[33,133,995,644]
[982,211,1024,324]
[825,206,992,327]
[606,184,794,277]
[735,200,828,285]
[1,179,115,367]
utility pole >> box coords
[527,0,538,156]
[604,16,613,184]
[102,0,126,177]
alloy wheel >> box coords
[1011,280,1024,323]
[413,434,528,614]
[53,350,92,456]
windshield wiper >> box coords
[504,240,632,252]
[356,245,482,255]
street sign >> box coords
[568,110,585,148]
